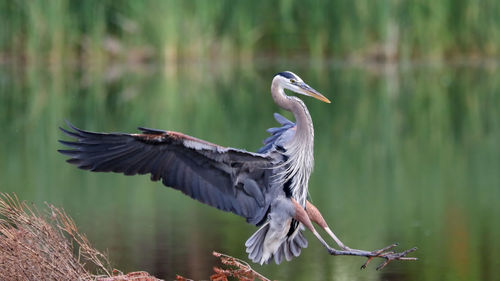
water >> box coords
[1,62,499,281]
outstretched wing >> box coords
[258,113,296,153]
[58,122,275,225]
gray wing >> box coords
[58,122,275,225]
[258,113,296,153]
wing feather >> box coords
[59,123,275,224]
[258,113,296,153]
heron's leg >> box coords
[305,200,350,250]
[292,199,418,270]
[293,198,391,255]
[290,198,335,252]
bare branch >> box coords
[326,243,418,270]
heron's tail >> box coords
[245,223,308,265]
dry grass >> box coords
[0,193,112,281]
[0,193,269,281]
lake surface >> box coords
[1,61,499,281]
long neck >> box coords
[271,78,314,206]
[271,79,314,143]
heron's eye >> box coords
[290,79,296,83]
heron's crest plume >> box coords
[276,71,303,82]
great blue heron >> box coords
[59,71,416,269]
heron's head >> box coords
[274,71,330,103]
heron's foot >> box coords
[327,243,418,270]
[370,246,418,270]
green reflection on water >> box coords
[1,63,499,281]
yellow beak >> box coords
[298,82,331,103]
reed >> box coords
[1,0,499,64]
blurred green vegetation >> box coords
[1,62,499,280]
[1,0,500,64]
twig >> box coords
[211,251,271,281]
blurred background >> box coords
[1,1,499,280]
